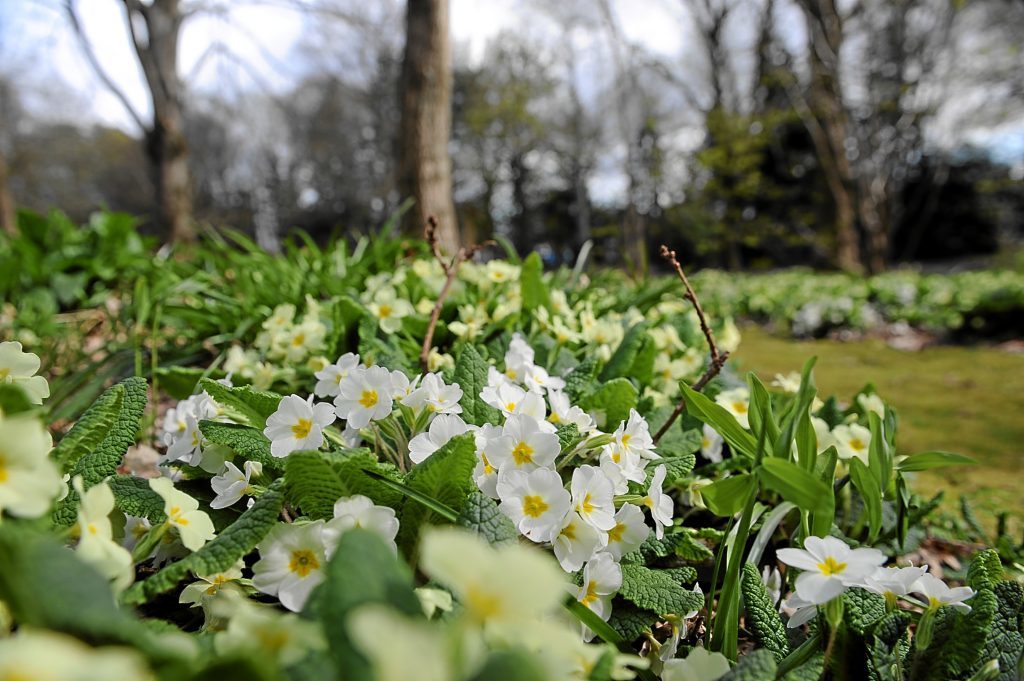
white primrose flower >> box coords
[662,646,731,681]
[552,511,603,573]
[614,409,658,460]
[264,394,336,458]
[659,583,706,663]
[911,573,976,612]
[341,422,363,448]
[504,332,536,381]
[313,352,361,398]
[603,503,650,561]
[575,552,622,639]
[165,413,205,466]
[771,372,802,394]
[419,526,566,633]
[367,287,414,334]
[523,364,566,395]
[347,605,457,681]
[832,423,872,465]
[0,411,62,518]
[325,495,400,553]
[73,477,134,593]
[410,372,463,415]
[496,467,572,543]
[426,348,454,373]
[0,630,153,681]
[714,387,751,429]
[122,516,152,553]
[335,366,395,429]
[488,413,561,472]
[0,340,50,403]
[812,416,834,453]
[862,565,929,606]
[701,424,724,463]
[642,464,674,539]
[282,320,326,362]
[781,592,819,628]
[599,444,647,495]
[571,465,616,532]
[388,369,419,402]
[777,536,886,605]
[486,364,516,391]
[481,380,530,417]
[547,389,595,433]
[215,600,326,666]
[252,521,330,612]
[149,477,217,552]
[210,460,263,509]
[472,424,503,498]
[763,566,783,606]
[857,392,886,419]
[408,414,473,464]
[180,560,246,607]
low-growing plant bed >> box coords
[1,234,1021,681]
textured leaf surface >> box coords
[844,587,886,636]
[619,564,704,616]
[53,377,148,526]
[199,420,282,473]
[452,344,502,426]
[303,528,422,681]
[741,563,790,662]
[285,449,403,519]
[607,602,658,642]
[582,378,639,429]
[456,490,518,546]
[200,378,282,429]
[563,358,598,402]
[124,479,285,604]
[967,548,1004,591]
[721,649,777,680]
[397,433,477,552]
[108,475,167,523]
[971,581,1023,681]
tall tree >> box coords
[66,0,193,242]
[398,0,458,253]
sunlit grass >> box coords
[733,325,1024,527]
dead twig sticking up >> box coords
[653,244,730,443]
[419,216,493,372]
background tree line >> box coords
[0,0,1022,273]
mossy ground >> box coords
[733,325,1024,528]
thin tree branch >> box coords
[419,215,493,372]
[64,0,148,133]
[653,244,729,444]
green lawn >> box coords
[732,325,1024,527]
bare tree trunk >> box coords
[0,150,15,236]
[795,0,862,273]
[398,0,458,254]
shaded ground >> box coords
[733,325,1024,529]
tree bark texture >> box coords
[398,0,459,255]
[0,150,16,236]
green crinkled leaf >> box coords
[199,378,282,429]
[199,420,283,473]
[521,252,550,313]
[868,612,911,681]
[721,649,777,680]
[661,567,699,585]
[285,449,403,520]
[582,378,638,430]
[607,602,658,642]
[123,479,286,604]
[397,433,477,553]
[741,563,790,662]
[782,653,825,681]
[844,587,886,636]
[599,322,648,382]
[0,383,36,414]
[153,366,207,400]
[656,427,703,458]
[971,581,1023,681]
[456,490,518,546]
[967,548,1004,591]
[303,528,422,681]
[452,344,502,427]
[107,475,167,523]
[556,423,581,450]
[53,376,148,526]
[659,454,698,486]
[618,564,704,617]
[945,586,998,678]
[563,358,598,403]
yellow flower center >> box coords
[522,495,549,518]
[0,457,7,483]
[359,389,379,408]
[169,506,189,526]
[581,580,599,606]
[289,549,320,577]
[466,585,503,620]
[87,522,99,536]
[733,402,748,414]
[505,368,517,379]
[378,304,392,319]
[561,521,577,540]
[849,438,866,451]
[512,442,534,465]
[548,412,561,424]
[579,493,596,516]
[702,437,711,449]
[621,434,632,447]
[608,522,626,543]
[481,453,495,476]
[505,401,517,412]
[817,556,847,576]
[0,368,8,380]
[291,333,305,347]
[291,418,312,440]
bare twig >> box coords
[653,245,729,444]
[419,216,493,372]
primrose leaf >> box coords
[397,433,477,553]
[521,252,550,313]
[107,475,167,524]
[452,344,502,427]
[199,378,282,429]
[618,564,704,617]
[456,490,518,546]
[582,378,638,429]
[199,420,283,473]
[599,322,648,382]
[285,449,403,519]
[741,563,790,662]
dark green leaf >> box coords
[456,490,518,545]
[757,458,832,514]
[452,344,502,427]
[701,473,758,517]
